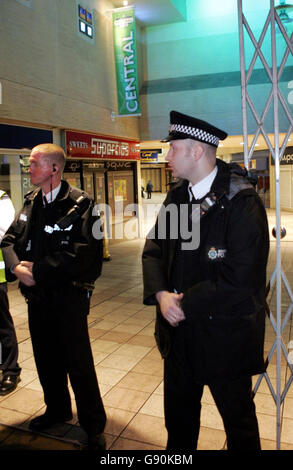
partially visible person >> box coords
[142,111,269,451]
[0,189,21,395]
[1,143,106,451]
[146,180,153,199]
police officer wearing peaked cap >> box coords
[1,143,106,451]
[142,110,270,450]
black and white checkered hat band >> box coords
[169,124,219,146]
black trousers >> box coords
[0,282,21,376]
[164,349,261,451]
[27,286,106,437]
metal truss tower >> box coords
[237,0,293,449]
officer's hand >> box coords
[13,263,36,286]
[20,260,34,272]
[155,290,185,327]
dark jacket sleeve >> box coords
[142,238,169,305]
[181,194,269,318]
[142,194,173,305]
[0,209,27,282]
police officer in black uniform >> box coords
[1,143,106,451]
[142,111,269,451]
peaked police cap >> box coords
[161,110,228,148]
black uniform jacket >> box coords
[142,159,270,382]
[0,180,103,291]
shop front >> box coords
[65,130,140,241]
[270,146,293,210]
[140,149,168,193]
[0,123,53,212]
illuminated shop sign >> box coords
[271,146,293,165]
[66,131,140,160]
[140,151,158,162]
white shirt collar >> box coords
[188,166,218,201]
[43,182,61,204]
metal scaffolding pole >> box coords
[270,0,282,449]
[237,0,293,450]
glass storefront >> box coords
[141,167,162,192]
[0,153,32,213]
[0,124,53,211]
[107,170,134,215]
[82,162,106,205]
[62,159,137,238]
[141,163,168,193]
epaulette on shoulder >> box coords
[69,187,90,202]
[24,188,39,201]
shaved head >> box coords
[31,143,66,171]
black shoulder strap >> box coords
[57,189,91,229]
[196,191,228,220]
[195,164,256,220]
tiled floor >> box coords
[0,195,293,451]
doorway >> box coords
[82,170,106,205]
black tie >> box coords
[188,187,196,203]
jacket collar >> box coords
[25,180,71,203]
[169,158,230,203]
[210,159,230,198]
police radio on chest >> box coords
[57,195,89,229]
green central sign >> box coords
[112,7,141,117]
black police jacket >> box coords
[142,159,270,382]
[1,180,103,290]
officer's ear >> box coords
[52,163,60,176]
[192,142,205,162]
